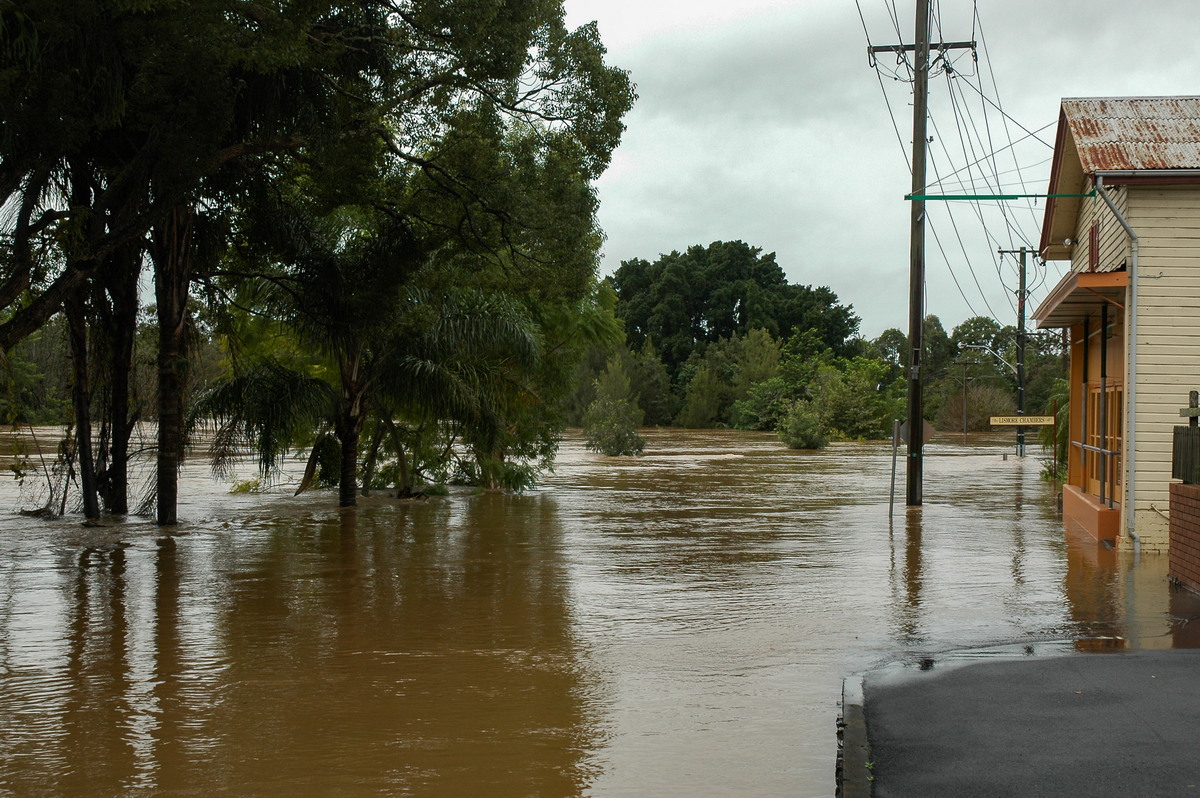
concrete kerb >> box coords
[837,674,872,798]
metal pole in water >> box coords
[890,419,900,518]
[1052,398,1059,487]
[999,246,1029,456]
[962,361,968,442]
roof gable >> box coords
[1039,96,1200,259]
[1065,96,1200,172]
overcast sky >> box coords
[561,0,1200,339]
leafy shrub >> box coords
[583,357,645,456]
[231,477,264,494]
[777,400,828,449]
[731,375,793,430]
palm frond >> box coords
[192,360,336,480]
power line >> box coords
[970,5,1043,232]
[926,108,1012,310]
[856,0,913,170]
[926,216,982,319]
[858,0,1053,334]
[942,67,1031,252]
[925,8,1047,321]
[923,126,1054,190]
[926,143,1005,321]
[884,0,906,47]
[954,76,1054,150]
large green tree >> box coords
[675,328,780,428]
[1,0,633,521]
[200,95,625,504]
[611,241,859,377]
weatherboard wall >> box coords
[1059,185,1200,550]
[1125,186,1200,550]
[1069,177,1130,275]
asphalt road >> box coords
[851,650,1200,797]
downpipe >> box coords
[1094,174,1140,554]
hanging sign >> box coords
[989,415,1055,426]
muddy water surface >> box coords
[0,428,1194,796]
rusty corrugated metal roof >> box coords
[1062,96,1200,172]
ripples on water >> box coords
[0,427,1197,797]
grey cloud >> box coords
[586,0,1200,337]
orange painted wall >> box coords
[1068,324,1085,487]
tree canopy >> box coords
[610,241,860,375]
[0,0,634,519]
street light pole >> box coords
[962,360,969,442]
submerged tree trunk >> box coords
[336,351,366,508]
[337,421,359,508]
[65,288,101,520]
[98,245,140,515]
[383,418,412,497]
[360,421,386,497]
[61,157,103,520]
[152,207,193,526]
[105,305,136,514]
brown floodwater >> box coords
[0,427,1197,797]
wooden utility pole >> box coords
[1017,246,1027,457]
[904,0,930,505]
[999,246,1029,456]
[868,1,973,505]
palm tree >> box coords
[197,268,540,506]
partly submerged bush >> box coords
[777,400,828,450]
[584,399,645,456]
[230,477,264,494]
[583,357,645,456]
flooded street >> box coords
[0,428,1196,796]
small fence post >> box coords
[1172,391,1200,485]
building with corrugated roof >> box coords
[1034,96,1200,552]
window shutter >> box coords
[1088,222,1100,271]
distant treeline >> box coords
[572,241,1067,453]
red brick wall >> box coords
[1170,483,1200,593]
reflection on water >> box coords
[889,508,924,645]
[1,428,1198,797]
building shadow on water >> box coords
[1063,521,1200,651]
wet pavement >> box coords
[844,647,1200,797]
